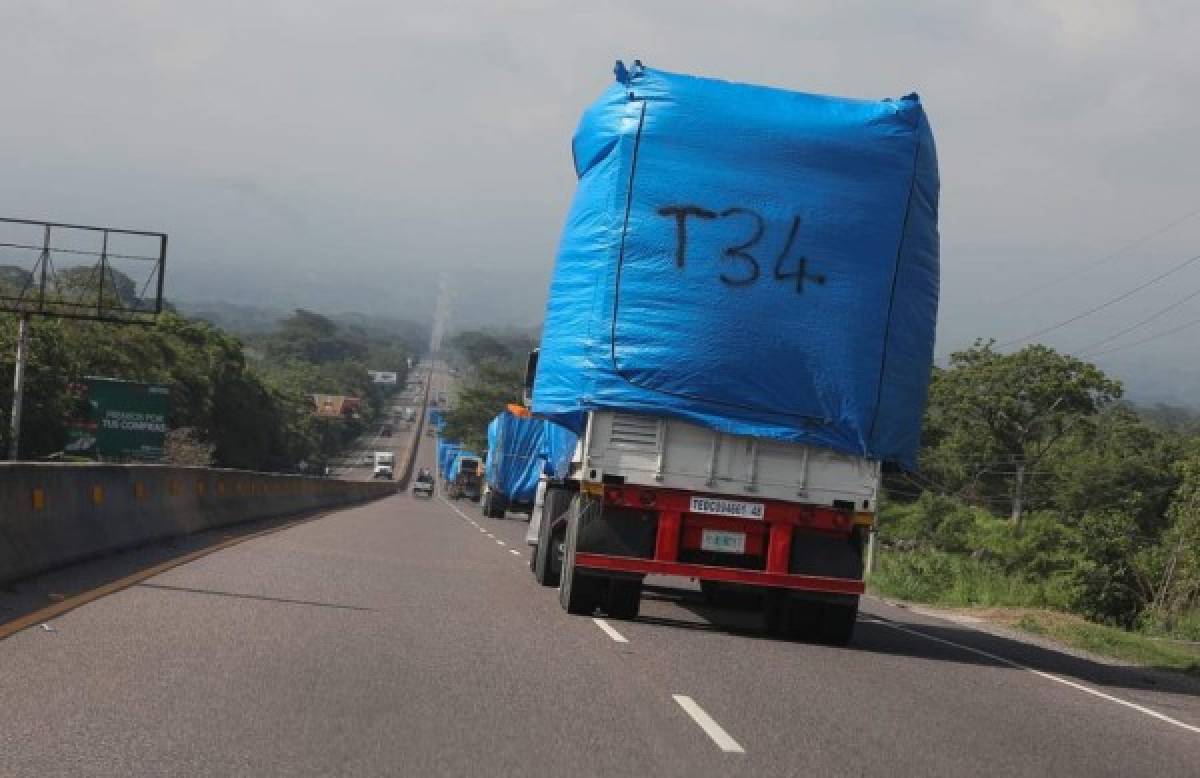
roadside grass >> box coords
[869,547,1072,610]
[1008,610,1200,676]
[869,548,1200,677]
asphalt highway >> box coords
[2,384,1200,775]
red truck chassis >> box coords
[573,484,867,596]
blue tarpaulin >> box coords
[485,412,578,504]
[449,451,480,481]
[541,421,578,480]
[532,62,939,468]
[437,440,461,477]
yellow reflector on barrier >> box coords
[92,486,104,506]
[32,487,45,511]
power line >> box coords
[999,251,1200,348]
[996,205,1200,306]
[1076,284,1200,356]
[1086,314,1200,358]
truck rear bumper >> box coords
[574,553,865,595]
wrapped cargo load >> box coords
[540,420,578,480]
[448,451,479,482]
[532,62,939,467]
[437,440,461,478]
[485,411,579,505]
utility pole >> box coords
[8,313,31,460]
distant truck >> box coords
[373,451,395,480]
[480,408,574,519]
[446,453,482,501]
[523,63,939,646]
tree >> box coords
[441,362,524,452]
[1047,406,1179,537]
[923,340,1122,524]
[265,309,368,364]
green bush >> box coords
[871,547,1073,610]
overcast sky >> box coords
[2,1,1198,398]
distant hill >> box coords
[175,299,430,354]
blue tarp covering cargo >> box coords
[428,409,446,431]
[449,451,480,482]
[484,412,578,504]
[532,62,939,468]
[437,440,461,477]
[541,421,578,480]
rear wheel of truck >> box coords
[559,494,604,615]
[533,487,571,587]
[603,578,642,620]
[816,599,859,646]
[764,591,819,639]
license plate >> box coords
[689,496,765,520]
[701,529,746,554]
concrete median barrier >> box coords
[0,464,396,587]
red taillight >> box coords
[638,490,657,507]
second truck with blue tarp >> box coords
[480,409,578,519]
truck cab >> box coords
[373,451,396,480]
[447,455,482,501]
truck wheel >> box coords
[491,494,508,519]
[764,592,819,639]
[559,494,603,615]
[604,578,642,620]
[533,487,571,587]
[816,599,859,646]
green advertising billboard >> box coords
[65,377,170,460]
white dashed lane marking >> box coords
[672,695,744,753]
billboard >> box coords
[65,378,169,460]
[369,370,398,385]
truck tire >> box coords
[533,487,571,587]
[764,592,819,640]
[816,599,859,646]
[604,578,642,620]
[559,494,604,615]
[491,493,508,519]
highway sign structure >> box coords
[1,217,167,460]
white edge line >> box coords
[495,540,506,546]
[672,695,744,753]
[592,617,630,644]
[865,616,1200,736]
[508,549,521,556]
